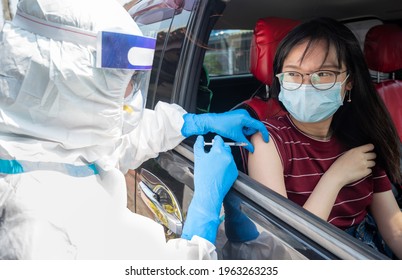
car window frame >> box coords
[173,142,390,260]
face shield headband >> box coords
[12,9,156,70]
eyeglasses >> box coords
[276,70,348,91]
[130,70,147,94]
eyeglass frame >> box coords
[130,70,147,94]
[275,70,349,91]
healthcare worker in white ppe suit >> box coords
[0,0,269,259]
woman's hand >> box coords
[327,143,376,188]
[305,143,376,220]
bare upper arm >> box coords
[370,190,402,258]
[248,132,287,197]
[370,190,402,238]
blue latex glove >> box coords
[181,135,238,244]
[223,192,259,242]
[181,109,269,153]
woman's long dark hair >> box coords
[271,17,401,183]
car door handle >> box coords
[138,180,183,236]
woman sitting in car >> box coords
[248,17,402,259]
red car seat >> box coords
[364,23,402,205]
[232,17,300,173]
[364,24,402,142]
[232,17,300,122]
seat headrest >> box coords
[249,17,300,86]
[364,24,402,73]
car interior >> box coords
[192,1,402,257]
[124,0,402,259]
[196,0,402,192]
[363,22,402,204]
[202,0,402,112]
[364,23,402,142]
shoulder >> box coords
[263,114,291,131]
[263,114,298,144]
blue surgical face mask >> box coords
[278,81,346,123]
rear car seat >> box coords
[231,17,300,173]
[364,23,402,142]
[364,23,402,206]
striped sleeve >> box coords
[372,165,392,193]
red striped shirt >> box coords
[264,114,391,229]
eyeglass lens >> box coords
[279,71,338,90]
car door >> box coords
[124,0,390,260]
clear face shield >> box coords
[96,31,155,134]
[122,70,152,134]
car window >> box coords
[129,1,195,109]
[204,29,253,76]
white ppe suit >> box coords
[0,0,216,259]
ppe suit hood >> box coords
[0,0,141,166]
